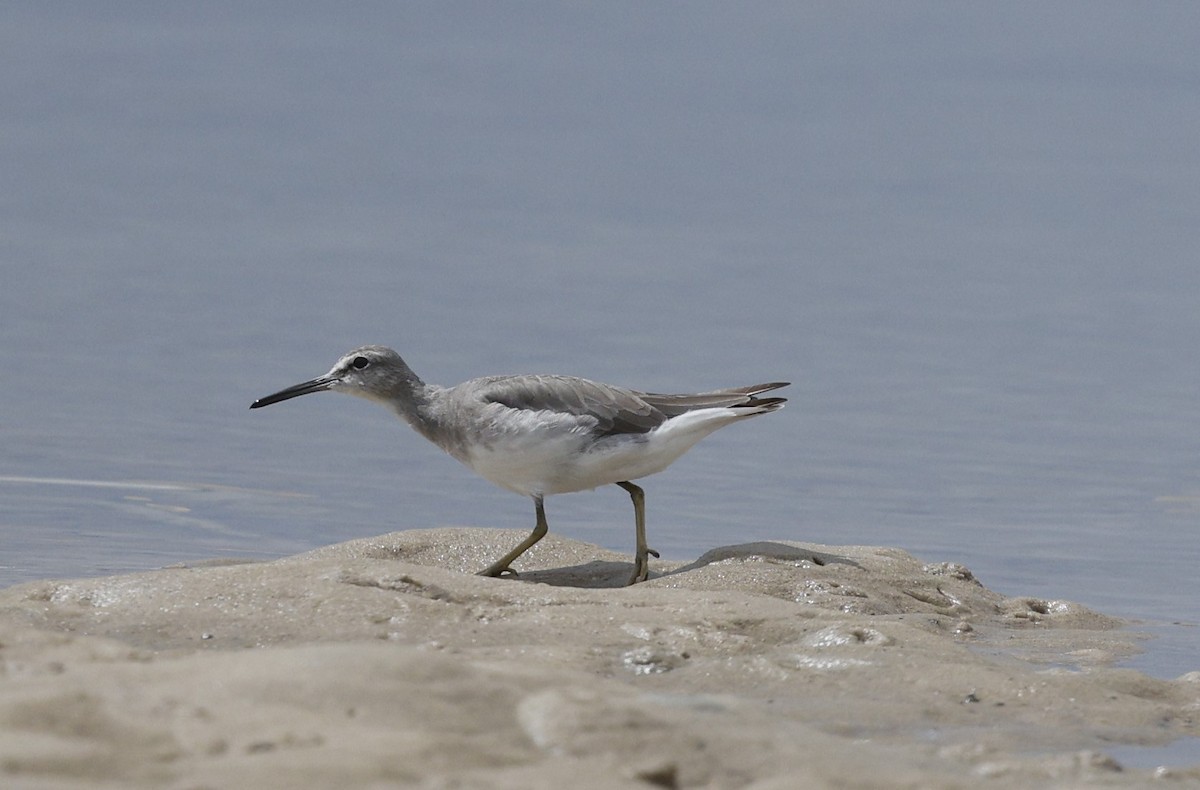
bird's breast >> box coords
[462,423,594,496]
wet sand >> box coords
[1,528,1197,788]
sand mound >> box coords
[1,528,1197,787]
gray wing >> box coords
[469,375,669,436]
[639,382,789,417]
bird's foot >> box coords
[478,564,519,579]
[626,547,659,586]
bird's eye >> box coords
[352,356,370,370]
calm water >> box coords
[3,3,1199,712]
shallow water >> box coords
[2,3,1198,724]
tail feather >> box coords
[641,381,789,416]
[743,396,786,414]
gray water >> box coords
[3,2,1198,721]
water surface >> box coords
[3,5,1198,698]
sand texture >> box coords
[1,528,1198,788]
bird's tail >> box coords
[642,381,789,416]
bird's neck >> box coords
[383,380,457,451]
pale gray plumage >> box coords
[252,345,787,584]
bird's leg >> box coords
[617,481,658,585]
[479,495,548,579]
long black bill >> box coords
[250,377,335,409]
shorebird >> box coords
[250,345,787,584]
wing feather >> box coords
[470,375,667,436]
[463,377,789,435]
[638,382,790,417]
